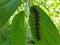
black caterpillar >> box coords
[30,6,41,40]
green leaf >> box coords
[0,0,20,27]
[29,5,60,45]
[10,11,26,45]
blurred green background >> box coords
[0,0,60,45]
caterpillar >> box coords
[30,5,41,40]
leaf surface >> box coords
[0,0,20,27]
[10,11,26,45]
[29,5,60,45]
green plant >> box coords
[29,5,60,45]
[0,0,60,45]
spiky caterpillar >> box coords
[30,5,41,40]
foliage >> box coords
[29,5,60,45]
[0,0,60,45]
